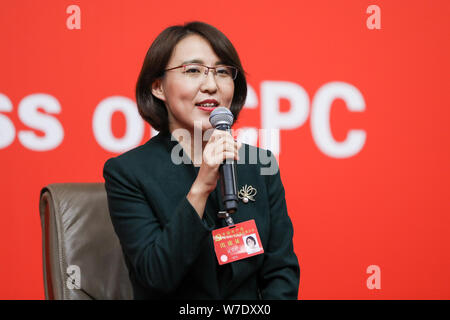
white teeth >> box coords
[197,103,217,107]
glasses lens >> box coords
[215,66,238,80]
[183,64,205,77]
[180,64,238,82]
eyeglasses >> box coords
[165,63,238,82]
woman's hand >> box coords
[198,129,241,193]
[187,129,241,218]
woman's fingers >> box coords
[203,131,240,166]
[195,130,242,195]
[204,144,237,166]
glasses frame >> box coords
[165,63,238,81]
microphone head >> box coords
[209,107,234,128]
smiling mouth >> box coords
[195,102,219,108]
[196,106,216,112]
[195,100,219,111]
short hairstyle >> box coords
[136,21,247,133]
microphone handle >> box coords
[216,124,238,214]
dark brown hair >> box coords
[136,21,247,132]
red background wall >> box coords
[1,0,449,299]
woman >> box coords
[245,236,261,254]
[103,21,299,299]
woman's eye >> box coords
[216,67,230,75]
[185,66,202,73]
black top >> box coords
[103,131,300,299]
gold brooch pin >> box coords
[238,184,257,203]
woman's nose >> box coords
[199,70,218,92]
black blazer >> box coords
[103,131,300,299]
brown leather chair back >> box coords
[39,183,133,299]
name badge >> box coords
[212,219,264,265]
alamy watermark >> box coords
[366,5,381,30]
[170,123,279,176]
[66,265,81,290]
[366,264,381,290]
[66,5,81,30]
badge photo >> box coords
[243,234,262,254]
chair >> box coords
[39,183,133,299]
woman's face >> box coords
[152,34,235,133]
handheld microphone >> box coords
[209,107,239,220]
